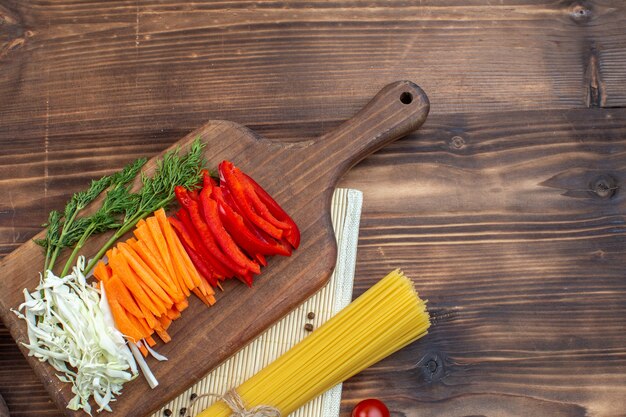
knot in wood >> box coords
[590,175,618,199]
[449,136,465,150]
[570,3,592,22]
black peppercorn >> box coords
[307,312,315,320]
[304,323,314,332]
[179,407,187,416]
[190,393,198,401]
[164,409,172,417]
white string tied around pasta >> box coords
[190,390,281,417]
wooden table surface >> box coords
[1,1,626,416]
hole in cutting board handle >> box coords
[400,91,413,104]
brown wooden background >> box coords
[1,1,626,416]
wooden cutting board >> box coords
[0,81,429,417]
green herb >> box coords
[39,138,205,277]
[84,138,205,274]
[59,159,146,276]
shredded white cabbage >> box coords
[13,257,138,415]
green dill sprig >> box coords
[84,138,205,274]
[59,159,146,277]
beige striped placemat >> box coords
[153,188,363,417]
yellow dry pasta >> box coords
[197,269,430,417]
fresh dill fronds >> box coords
[59,158,147,276]
[84,138,205,274]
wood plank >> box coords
[1,1,625,147]
[337,108,626,416]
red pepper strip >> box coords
[199,186,261,274]
[176,190,246,275]
[176,209,231,280]
[238,271,254,288]
[169,216,218,287]
[188,189,200,202]
[168,217,196,251]
[213,184,289,257]
[231,167,291,230]
[175,187,249,278]
[177,229,218,288]
[242,173,300,249]
[219,161,283,240]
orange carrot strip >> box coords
[166,308,181,320]
[136,298,159,330]
[146,336,156,347]
[154,208,202,289]
[127,313,153,338]
[119,242,176,305]
[174,299,188,312]
[134,225,162,264]
[136,219,147,229]
[105,275,144,319]
[158,315,172,330]
[93,261,111,282]
[109,299,143,342]
[137,279,169,313]
[138,343,148,357]
[109,250,162,317]
[155,328,171,344]
[129,239,185,302]
[192,287,213,307]
[207,294,216,305]
[146,216,176,280]
[146,216,190,297]
[200,276,216,297]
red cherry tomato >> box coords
[351,399,390,417]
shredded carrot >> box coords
[137,279,169,313]
[136,298,159,330]
[192,287,215,307]
[138,343,149,358]
[109,249,163,317]
[155,208,200,292]
[119,242,177,305]
[109,298,143,342]
[165,308,181,320]
[104,275,144,319]
[133,225,163,267]
[174,299,188,312]
[93,261,112,282]
[158,315,172,330]
[129,239,185,303]
[146,336,157,347]
[146,216,190,298]
[155,327,171,344]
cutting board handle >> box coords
[309,80,429,185]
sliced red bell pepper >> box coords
[180,235,218,288]
[219,161,283,240]
[169,216,218,287]
[199,185,261,274]
[176,208,232,280]
[214,184,290,257]
[238,271,254,288]
[242,172,300,249]
[231,167,291,231]
[168,217,196,251]
[175,186,248,278]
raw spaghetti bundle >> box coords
[197,269,430,417]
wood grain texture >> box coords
[337,108,626,416]
[0,82,429,417]
[1,0,625,416]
